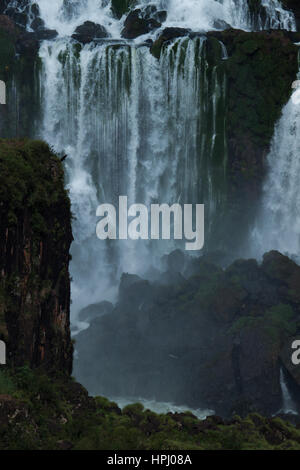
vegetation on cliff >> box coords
[75,250,300,417]
[1,366,300,450]
[0,139,73,374]
[0,15,40,138]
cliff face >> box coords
[0,139,73,374]
[0,14,40,139]
[150,28,299,251]
[209,29,299,250]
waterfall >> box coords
[7,0,295,35]
[251,73,300,259]
[279,368,298,415]
[22,0,294,327]
[261,0,296,30]
[26,0,121,36]
[2,0,299,411]
[37,36,227,326]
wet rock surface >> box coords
[71,21,109,44]
[75,250,300,417]
[121,9,162,39]
[0,140,73,374]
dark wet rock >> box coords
[206,29,299,252]
[158,27,191,41]
[16,31,39,56]
[161,249,185,273]
[78,301,113,323]
[0,1,10,16]
[0,14,19,37]
[142,4,167,24]
[1,0,43,32]
[119,273,142,296]
[118,273,153,310]
[150,27,191,58]
[30,16,45,32]
[111,0,136,19]
[213,19,231,30]
[184,256,224,279]
[262,251,300,306]
[0,141,73,374]
[121,9,161,39]
[158,270,186,286]
[4,8,28,28]
[72,21,109,44]
[34,28,58,40]
[75,250,300,417]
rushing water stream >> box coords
[251,72,300,259]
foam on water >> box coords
[109,396,215,420]
[28,0,296,37]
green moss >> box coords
[0,139,70,236]
[230,303,297,344]
[0,368,17,395]
[1,367,300,449]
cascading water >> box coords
[6,0,296,34]
[251,71,300,259]
[38,35,227,326]
[279,368,298,415]
[6,0,296,411]
[0,0,298,419]
[28,0,296,330]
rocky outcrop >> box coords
[74,250,300,417]
[71,21,109,44]
[0,15,41,138]
[121,9,162,39]
[2,0,57,38]
[78,301,113,323]
[0,140,73,374]
[111,0,136,19]
[276,1,300,29]
[208,29,299,250]
[150,28,299,252]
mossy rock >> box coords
[111,0,136,19]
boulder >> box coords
[111,0,136,19]
[150,27,191,58]
[212,19,231,30]
[34,28,58,40]
[262,251,300,306]
[121,9,161,39]
[74,249,300,417]
[0,1,10,15]
[0,14,19,37]
[158,27,191,41]
[72,21,109,44]
[30,16,45,32]
[161,249,185,273]
[78,301,113,323]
